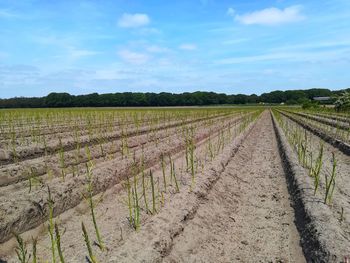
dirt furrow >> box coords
[0,113,242,187]
[161,110,305,262]
[0,112,235,165]
[0,111,259,261]
[287,111,350,131]
[278,110,350,155]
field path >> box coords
[163,111,306,262]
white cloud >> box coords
[118,49,150,64]
[179,44,197,50]
[118,13,150,28]
[234,5,304,26]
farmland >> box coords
[0,106,349,262]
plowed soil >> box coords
[0,111,309,262]
[163,111,305,263]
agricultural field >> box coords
[0,106,349,262]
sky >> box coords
[0,0,350,98]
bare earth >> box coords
[164,112,305,262]
[0,111,308,262]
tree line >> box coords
[0,88,348,108]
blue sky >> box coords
[0,0,350,98]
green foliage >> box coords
[335,91,350,112]
[302,100,320,110]
[0,88,348,108]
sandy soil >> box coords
[281,110,350,147]
[0,111,310,262]
[278,112,350,247]
[0,111,256,260]
[0,112,248,244]
[163,111,305,263]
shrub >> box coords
[335,91,350,112]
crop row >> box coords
[0,109,260,245]
[273,110,350,237]
[0,110,243,165]
[277,109,350,155]
[0,111,248,186]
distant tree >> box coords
[45,93,73,107]
[335,92,350,111]
[0,88,348,108]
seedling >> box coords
[141,148,149,213]
[172,162,180,193]
[55,223,65,263]
[312,143,324,195]
[85,163,104,250]
[132,158,140,230]
[28,167,42,193]
[58,138,66,180]
[161,153,167,192]
[150,170,157,214]
[47,186,56,263]
[82,222,98,263]
[14,232,29,263]
[32,238,37,263]
[324,152,337,204]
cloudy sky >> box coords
[0,0,350,98]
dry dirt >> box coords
[163,111,305,263]
[0,111,311,262]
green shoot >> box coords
[85,163,104,250]
[150,170,157,214]
[55,223,65,263]
[324,152,337,204]
[141,148,149,213]
[14,232,29,263]
[312,143,324,195]
[161,153,167,192]
[81,222,98,263]
[48,186,56,263]
[32,238,37,263]
[172,162,180,193]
